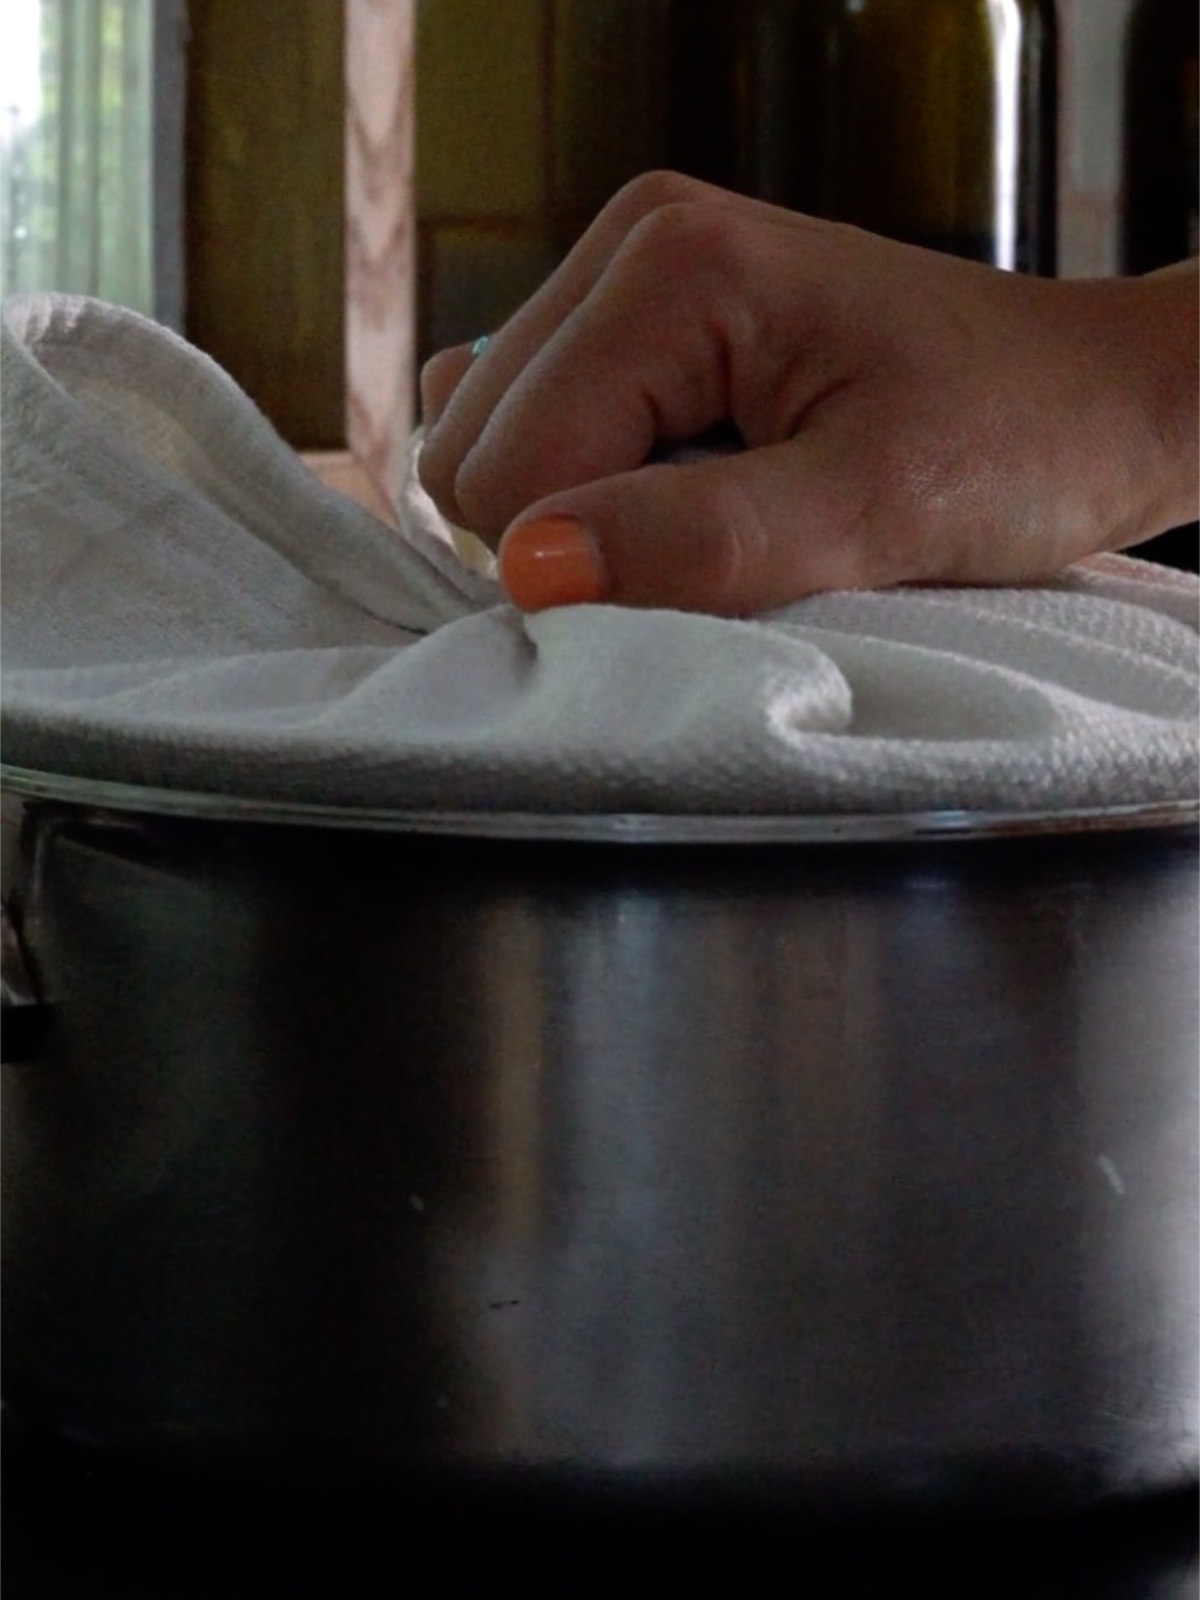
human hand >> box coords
[419,173,1198,615]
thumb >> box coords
[496,443,876,616]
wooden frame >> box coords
[183,0,414,514]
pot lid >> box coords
[2,764,1196,847]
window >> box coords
[1,0,156,314]
[2,0,412,510]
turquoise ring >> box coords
[469,334,491,360]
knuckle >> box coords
[605,169,712,230]
[623,200,735,283]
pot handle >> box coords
[1,901,52,1063]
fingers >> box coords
[495,440,890,617]
[419,344,472,429]
[412,194,1192,615]
[418,171,752,524]
[453,207,754,542]
[429,200,843,549]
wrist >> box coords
[1113,260,1199,544]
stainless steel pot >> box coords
[2,768,1197,1525]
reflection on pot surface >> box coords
[2,788,1197,1521]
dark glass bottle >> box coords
[1121,0,1199,275]
[1122,1,1198,570]
[668,0,1058,275]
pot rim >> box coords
[2,763,1197,846]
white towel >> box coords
[2,292,1197,815]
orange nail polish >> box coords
[499,517,606,611]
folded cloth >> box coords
[2,292,1197,815]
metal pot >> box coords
[2,768,1197,1525]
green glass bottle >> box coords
[668,0,1058,274]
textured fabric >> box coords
[2,293,1197,814]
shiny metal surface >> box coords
[0,900,50,1064]
[0,901,40,1014]
[2,794,1197,1520]
[3,761,1196,844]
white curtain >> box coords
[1,0,154,313]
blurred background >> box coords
[1,0,1195,562]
